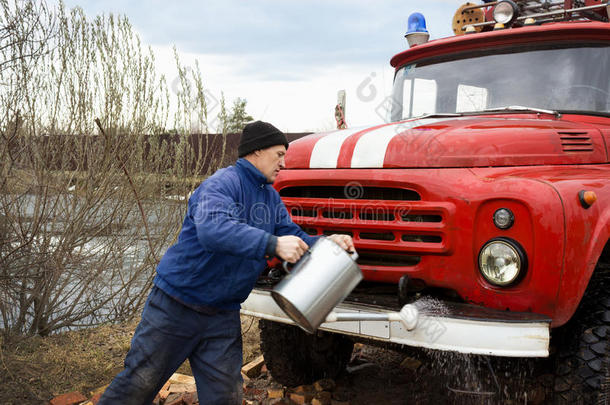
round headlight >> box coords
[478,238,526,286]
[493,208,514,229]
[493,0,519,25]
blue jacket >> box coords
[154,158,318,310]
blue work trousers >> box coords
[98,286,243,405]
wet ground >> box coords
[246,343,552,404]
[341,344,549,405]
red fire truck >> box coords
[241,1,610,402]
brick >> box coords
[90,392,103,405]
[169,383,197,393]
[267,387,285,398]
[313,379,335,392]
[294,385,313,393]
[165,392,185,405]
[49,391,87,405]
[89,385,108,397]
[183,391,198,405]
[263,399,292,405]
[159,389,171,400]
[242,355,265,378]
[169,373,196,385]
[289,391,313,404]
[312,391,332,405]
[244,386,266,397]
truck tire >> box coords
[553,267,610,404]
[259,319,354,386]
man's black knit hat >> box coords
[238,121,288,157]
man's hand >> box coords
[276,235,308,263]
[328,234,355,252]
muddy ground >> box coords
[0,315,550,404]
[246,314,552,405]
[249,341,551,405]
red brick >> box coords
[244,386,266,398]
[294,385,313,393]
[90,392,103,405]
[49,391,87,405]
[289,391,313,404]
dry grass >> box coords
[0,315,261,404]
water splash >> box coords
[409,296,540,403]
[412,296,449,316]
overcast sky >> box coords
[60,0,464,132]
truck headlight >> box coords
[493,0,519,26]
[478,238,527,286]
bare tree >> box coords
[0,1,221,337]
[0,0,56,74]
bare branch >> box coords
[1,0,222,337]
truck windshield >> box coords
[390,44,610,121]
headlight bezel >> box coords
[478,237,528,287]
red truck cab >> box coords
[242,1,610,402]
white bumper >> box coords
[241,289,550,358]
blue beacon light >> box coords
[405,12,430,48]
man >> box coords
[99,121,354,405]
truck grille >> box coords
[280,186,421,201]
[280,185,454,267]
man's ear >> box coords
[253,149,262,157]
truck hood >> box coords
[285,116,607,169]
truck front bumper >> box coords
[241,289,551,358]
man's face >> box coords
[254,144,286,183]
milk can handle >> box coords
[282,249,358,273]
